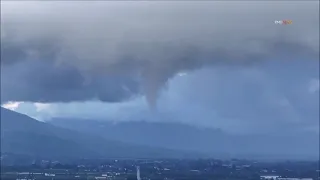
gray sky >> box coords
[1,1,319,135]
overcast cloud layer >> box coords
[1,1,319,135]
[1,1,319,106]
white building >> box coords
[260,176,313,180]
[261,175,280,180]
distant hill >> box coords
[0,108,202,160]
[50,118,319,160]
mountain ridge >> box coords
[49,117,319,161]
[1,107,204,160]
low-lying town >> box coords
[1,157,319,180]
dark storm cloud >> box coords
[1,59,140,103]
[1,1,319,104]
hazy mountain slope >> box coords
[1,131,97,159]
[0,108,202,159]
[1,108,99,158]
[50,118,319,160]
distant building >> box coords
[44,173,55,177]
[95,177,107,180]
[260,176,313,180]
[137,166,141,180]
[261,176,280,180]
[278,179,313,180]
